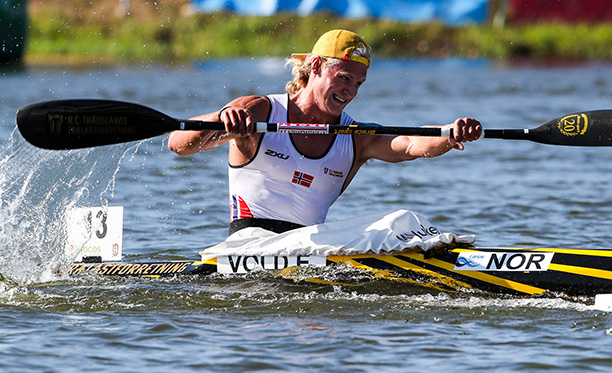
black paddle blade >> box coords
[527,110,612,146]
[16,99,180,150]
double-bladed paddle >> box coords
[15,99,612,150]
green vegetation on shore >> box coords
[25,3,612,65]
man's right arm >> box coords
[168,96,270,156]
[167,111,229,156]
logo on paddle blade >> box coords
[557,113,588,137]
[48,114,63,135]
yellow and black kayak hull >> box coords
[68,246,612,296]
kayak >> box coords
[68,245,612,297]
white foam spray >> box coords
[0,129,134,284]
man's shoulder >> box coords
[239,95,270,105]
[232,95,271,117]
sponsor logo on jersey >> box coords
[264,148,289,160]
[324,167,344,178]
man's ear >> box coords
[311,56,322,74]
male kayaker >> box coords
[168,29,482,235]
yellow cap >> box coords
[291,29,370,68]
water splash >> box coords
[0,128,134,285]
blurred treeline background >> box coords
[4,0,612,64]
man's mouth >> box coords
[333,94,347,104]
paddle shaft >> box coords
[16,99,612,149]
[178,119,451,137]
[178,119,548,141]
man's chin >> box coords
[328,104,346,116]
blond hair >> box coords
[284,44,371,94]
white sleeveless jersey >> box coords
[228,94,356,226]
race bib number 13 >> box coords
[66,206,123,262]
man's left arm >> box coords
[358,117,482,163]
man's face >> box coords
[311,59,368,116]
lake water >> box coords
[2,58,612,371]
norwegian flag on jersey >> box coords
[230,195,254,221]
[292,171,314,188]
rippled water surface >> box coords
[2,58,612,371]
